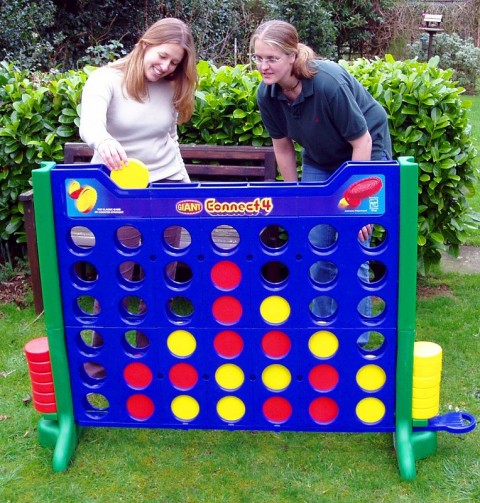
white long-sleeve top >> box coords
[79,66,189,182]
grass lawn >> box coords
[0,271,478,502]
[463,94,480,245]
[0,93,478,503]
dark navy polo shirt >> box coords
[257,60,392,172]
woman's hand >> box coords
[358,224,373,242]
[97,138,128,171]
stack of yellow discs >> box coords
[412,341,442,419]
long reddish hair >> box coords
[110,18,197,123]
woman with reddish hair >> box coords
[80,17,198,182]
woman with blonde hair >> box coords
[250,19,391,183]
[250,20,392,328]
[80,17,198,182]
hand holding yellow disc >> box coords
[110,158,149,189]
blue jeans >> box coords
[302,164,371,343]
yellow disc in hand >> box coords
[111,158,149,188]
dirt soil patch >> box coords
[417,281,454,299]
[0,273,32,308]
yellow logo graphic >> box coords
[68,180,98,214]
[205,197,273,216]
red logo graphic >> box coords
[176,200,203,214]
[338,177,383,209]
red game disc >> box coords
[262,396,293,424]
[212,296,243,325]
[169,363,199,390]
[27,359,52,373]
[32,389,56,405]
[343,177,383,207]
[308,364,339,392]
[24,337,50,362]
[124,363,153,389]
[210,261,242,290]
[213,330,244,358]
[127,394,155,421]
[30,380,55,394]
[309,397,339,424]
[29,369,55,384]
[261,330,291,359]
[33,400,57,414]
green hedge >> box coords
[344,55,479,273]
[178,60,269,146]
[0,57,478,273]
[0,61,87,250]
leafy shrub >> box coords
[77,42,127,68]
[166,0,270,66]
[0,0,269,71]
[178,61,270,145]
[408,33,480,93]
[345,55,479,273]
[0,0,160,72]
[1,0,395,72]
[0,0,59,71]
[0,62,87,255]
[0,58,478,274]
[271,0,337,59]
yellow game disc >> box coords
[412,396,440,410]
[356,364,387,392]
[216,396,246,423]
[356,397,386,424]
[412,404,439,420]
[260,296,291,325]
[412,385,440,399]
[308,330,339,359]
[261,364,292,392]
[215,364,245,391]
[110,158,149,189]
[413,374,441,389]
[413,362,442,377]
[171,395,200,422]
[414,341,442,366]
[68,180,81,196]
[167,330,196,358]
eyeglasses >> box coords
[250,54,285,66]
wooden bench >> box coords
[63,142,277,181]
[22,142,277,313]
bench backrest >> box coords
[63,142,277,182]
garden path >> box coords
[441,246,480,275]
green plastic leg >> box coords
[52,418,81,472]
[38,414,82,472]
[395,424,438,480]
[395,157,421,480]
[412,431,438,460]
[395,419,417,481]
[38,416,60,448]
[33,163,80,472]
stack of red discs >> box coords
[24,337,57,413]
